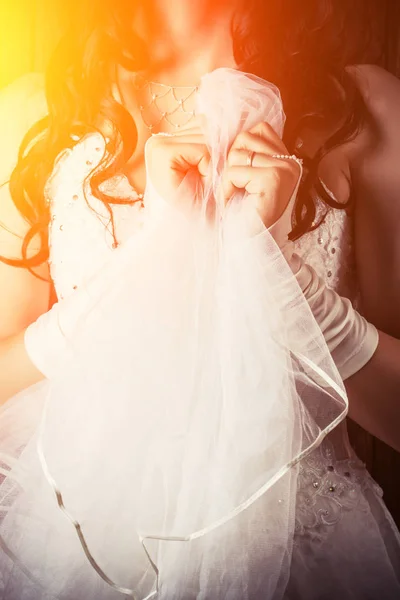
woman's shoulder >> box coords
[332,63,400,184]
[0,73,48,259]
[0,72,47,127]
[1,71,45,96]
[346,63,400,135]
[343,66,400,333]
[0,72,48,170]
[346,63,400,91]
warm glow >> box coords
[0,2,65,90]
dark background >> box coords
[0,1,399,524]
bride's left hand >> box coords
[222,121,302,228]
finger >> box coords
[227,151,302,182]
[222,162,297,204]
[229,129,284,157]
[221,165,262,203]
[170,142,211,177]
[221,164,296,226]
[248,121,285,147]
[227,148,279,168]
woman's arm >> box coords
[307,64,400,452]
[346,64,400,338]
[0,180,50,340]
[345,330,400,452]
[343,64,400,452]
[290,254,400,452]
[0,191,49,401]
[0,186,49,401]
[0,73,50,335]
[0,74,50,402]
[221,95,400,451]
[0,330,45,401]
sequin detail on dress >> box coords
[46,133,145,301]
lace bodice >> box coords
[292,194,357,303]
[46,133,380,540]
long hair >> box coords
[2,0,383,270]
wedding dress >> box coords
[288,206,400,598]
[0,69,398,600]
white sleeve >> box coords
[267,179,379,380]
[289,254,379,380]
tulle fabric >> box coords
[0,68,348,599]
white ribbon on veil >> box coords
[0,68,348,600]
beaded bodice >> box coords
[46,133,380,540]
[46,134,145,300]
[292,195,357,303]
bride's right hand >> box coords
[144,127,211,204]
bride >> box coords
[0,1,399,598]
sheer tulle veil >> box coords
[0,68,348,600]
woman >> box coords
[0,1,399,598]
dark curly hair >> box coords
[1,0,383,271]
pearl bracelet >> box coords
[272,153,304,167]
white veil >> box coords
[0,68,348,600]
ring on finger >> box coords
[246,150,256,167]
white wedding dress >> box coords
[289,207,400,598]
[0,69,399,599]
[47,135,400,598]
